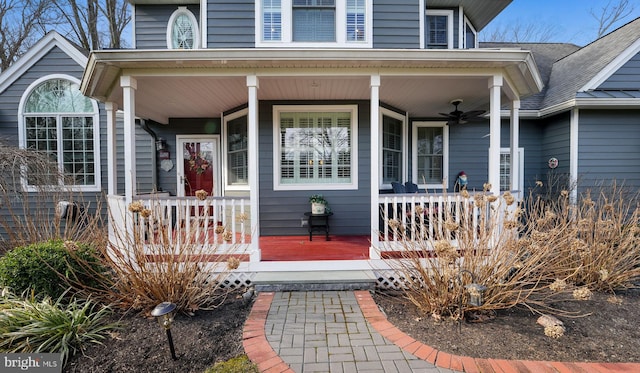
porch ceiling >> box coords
[82,48,541,123]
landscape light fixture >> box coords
[151,301,178,360]
[457,270,487,332]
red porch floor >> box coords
[259,235,370,261]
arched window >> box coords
[167,7,199,49]
[20,76,100,190]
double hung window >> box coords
[381,109,406,187]
[225,110,249,188]
[259,0,369,46]
[499,148,524,191]
[425,10,453,49]
[21,77,100,190]
[413,122,448,188]
[274,106,358,190]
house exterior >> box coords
[1,1,639,273]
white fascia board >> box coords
[580,37,640,92]
[0,31,87,94]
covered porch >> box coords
[82,48,542,266]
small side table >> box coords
[304,212,333,241]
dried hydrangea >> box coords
[607,296,623,305]
[474,194,486,208]
[215,225,225,234]
[139,208,152,219]
[560,190,569,197]
[598,269,609,281]
[573,287,593,300]
[486,195,498,203]
[414,205,424,215]
[483,183,492,191]
[460,189,470,199]
[64,240,79,251]
[195,189,208,201]
[222,231,233,242]
[128,201,144,213]
[502,191,515,206]
[503,220,518,229]
[549,279,567,292]
[535,180,543,187]
[387,218,402,229]
[444,220,459,231]
[227,257,240,270]
[544,325,565,339]
[236,213,249,222]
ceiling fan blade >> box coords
[460,110,486,118]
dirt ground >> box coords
[64,292,253,373]
[373,288,640,363]
[63,288,640,372]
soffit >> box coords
[429,0,512,31]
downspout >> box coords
[137,119,160,192]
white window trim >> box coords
[17,74,102,193]
[223,108,249,191]
[425,9,454,49]
[499,147,524,192]
[273,104,359,191]
[255,0,373,48]
[166,6,200,49]
[379,107,407,190]
[464,15,478,49]
[412,121,448,190]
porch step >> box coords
[253,270,376,292]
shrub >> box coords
[204,355,259,373]
[0,289,118,365]
[0,239,104,299]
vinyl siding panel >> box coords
[578,110,640,192]
[135,5,200,49]
[258,101,371,236]
[597,53,640,90]
[207,0,254,48]
[373,0,420,48]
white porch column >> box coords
[247,75,261,262]
[488,75,502,197]
[369,75,381,259]
[120,76,137,204]
[105,102,118,196]
[570,108,579,204]
[510,99,520,193]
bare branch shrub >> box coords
[0,143,106,252]
[381,180,639,320]
[79,197,248,314]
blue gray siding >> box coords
[207,0,255,48]
[0,46,109,239]
[373,0,420,49]
[134,5,200,49]
[578,110,640,192]
[258,101,371,236]
[597,53,640,90]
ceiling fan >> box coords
[439,99,486,125]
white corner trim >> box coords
[569,108,579,204]
[580,37,640,92]
[0,31,87,95]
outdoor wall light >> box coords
[151,301,178,360]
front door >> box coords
[177,136,221,197]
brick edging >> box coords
[243,292,294,373]
[354,290,640,373]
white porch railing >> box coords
[376,191,519,252]
[107,195,252,255]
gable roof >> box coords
[542,17,640,110]
[0,31,88,95]
[481,42,580,111]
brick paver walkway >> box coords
[243,291,640,372]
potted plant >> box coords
[309,194,328,214]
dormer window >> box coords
[167,7,199,49]
[425,9,453,49]
[258,0,370,47]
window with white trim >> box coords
[167,7,199,49]
[425,9,453,49]
[258,0,370,46]
[274,105,358,190]
[225,110,249,188]
[21,77,100,190]
[413,121,448,188]
[380,109,406,187]
[500,148,524,191]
